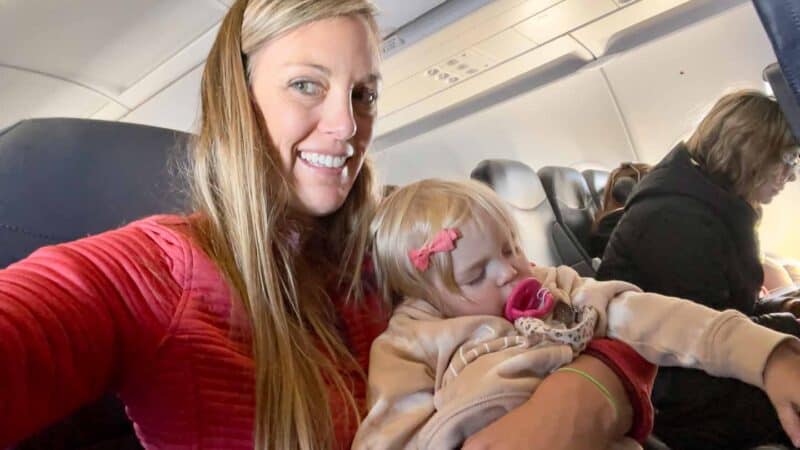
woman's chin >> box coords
[291,192,348,218]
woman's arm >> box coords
[463,341,655,449]
[0,223,179,445]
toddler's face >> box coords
[433,212,532,317]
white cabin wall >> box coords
[601,2,774,164]
[372,67,637,185]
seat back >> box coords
[0,118,191,267]
[537,166,597,254]
[1,118,192,450]
[754,0,800,140]
[582,169,609,213]
[471,159,594,276]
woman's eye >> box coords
[290,80,322,96]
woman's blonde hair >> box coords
[190,1,379,449]
[685,89,797,203]
[371,179,520,311]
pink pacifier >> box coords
[504,277,555,321]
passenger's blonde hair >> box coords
[190,1,379,449]
[371,179,520,311]
[685,89,797,204]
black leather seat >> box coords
[537,166,597,256]
[582,169,609,213]
[471,159,594,276]
[0,117,192,449]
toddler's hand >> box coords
[763,339,800,447]
[572,279,641,336]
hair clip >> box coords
[408,228,461,271]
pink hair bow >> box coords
[408,228,461,271]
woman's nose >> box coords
[319,90,357,141]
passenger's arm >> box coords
[0,227,178,446]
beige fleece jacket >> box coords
[352,266,793,450]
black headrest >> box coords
[611,176,637,204]
[0,118,192,267]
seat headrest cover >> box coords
[471,159,548,210]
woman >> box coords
[598,90,800,449]
[589,162,651,258]
[0,1,656,449]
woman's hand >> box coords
[462,354,633,450]
[764,339,800,447]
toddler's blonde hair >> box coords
[370,179,521,310]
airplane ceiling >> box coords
[0,0,447,131]
[0,0,757,135]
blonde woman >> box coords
[598,90,800,449]
[0,1,656,450]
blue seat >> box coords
[0,118,191,449]
[753,0,800,141]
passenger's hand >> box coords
[781,298,800,317]
[763,339,800,447]
[462,354,631,450]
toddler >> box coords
[353,179,800,450]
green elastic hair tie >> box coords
[556,367,619,418]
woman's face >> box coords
[249,16,381,217]
[752,148,799,205]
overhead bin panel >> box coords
[513,0,617,45]
[377,0,621,136]
[380,0,561,88]
[376,37,593,139]
[570,0,745,57]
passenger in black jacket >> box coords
[598,90,800,450]
[589,162,651,258]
